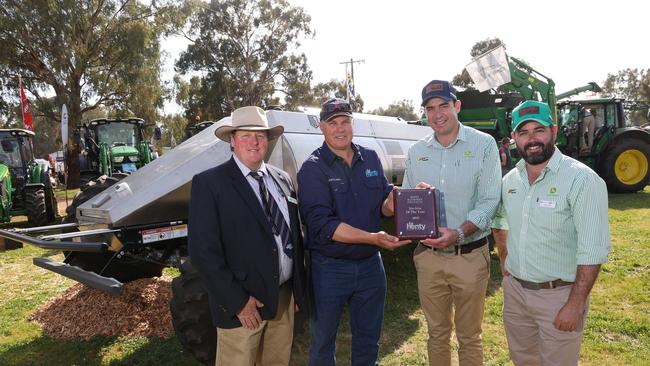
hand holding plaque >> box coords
[392,187,439,240]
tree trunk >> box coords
[65,103,83,189]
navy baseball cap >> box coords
[421,80,457,106]
[320,98,353,122]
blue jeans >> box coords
[308,251,387,366]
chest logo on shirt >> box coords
[507,188,517,194]
[549,186,558,195]
[365,169,379,177]
[417,156,429,161]
[464,150,473,157]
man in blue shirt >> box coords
[298,98,410,366]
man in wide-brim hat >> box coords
[189,106,306,365]
[214,106,284,143]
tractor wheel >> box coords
[171,260,216,365]
[601,139,650,193]
[25,187,48,227]
[63,174,164,283]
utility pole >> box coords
[339,58,365,103]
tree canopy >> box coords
[602,68,650,124]
[0,0,178,186]
[175,0,313,120]
[369,99,418,121]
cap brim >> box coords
[421,94,454,106]
[513,118,553,131]
[215,125,284,142]
[321,111,353,122]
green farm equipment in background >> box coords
[456,47,650,193]
[77,117,159,187]
[0,129,57,227]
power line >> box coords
[339,58,364,102]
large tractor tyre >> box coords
[171,260,216,365]
[42,172,58,223]
[25,187,48,227]
[600,139,650,193]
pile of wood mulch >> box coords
[30,276,174,340]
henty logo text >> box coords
[406,222,426,231]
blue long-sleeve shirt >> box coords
[298,142,393,259]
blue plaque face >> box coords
[393,188,439,240]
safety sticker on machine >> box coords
[141,224,188,244]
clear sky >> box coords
[163,0,648,113]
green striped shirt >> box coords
[492,147,610,282]
[402,123,501,242]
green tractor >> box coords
[0,129,58,226]
[457,48,650,193]
[556,98,650,192]
[78,118,158,187]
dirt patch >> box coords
[57,195,73,216]
[30,276,174,340]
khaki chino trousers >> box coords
[216,283,294,366]
[413,243,490,366]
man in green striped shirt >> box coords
[492,100,610,366]
[402,80,501,366]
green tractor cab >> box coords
[78,118,157,187]
[0,129,57,226]
[557,98,650,193]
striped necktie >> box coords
[250,171,293,258]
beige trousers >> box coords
[502,275,589,366]
[581,114,596,153]
[413,243,490,366]
[216,284,294,366]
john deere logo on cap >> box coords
[519,106,540,117]
[426,83,444,93]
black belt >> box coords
[513,276,573,290]
[421,237,487,255]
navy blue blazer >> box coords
[188,157,306,328]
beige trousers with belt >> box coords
[502,275,589,366]
[413,243,490,366]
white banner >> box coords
[61,104,68,148]
[465,46,511,92]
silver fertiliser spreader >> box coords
[76,110,432,227]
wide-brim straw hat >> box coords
[215,106,284,142]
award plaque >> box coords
[393,187,439,240]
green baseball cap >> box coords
[512,100,554,131]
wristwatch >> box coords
[455,227,465,244]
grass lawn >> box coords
[0,187,648,365]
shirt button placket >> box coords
[520,188,533,278]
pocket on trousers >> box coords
[481,245,491,276]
